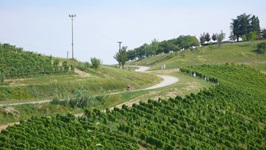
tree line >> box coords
[127,35,199,61]
[113,13,264,67]
[113,35,200,68]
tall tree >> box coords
[114,46,128,69]
[217,30,226,47]
[205,33,211,43]
[150,39,159,55]
[231,13,260,41]
[249,15,260,35]
[199,33,206,46]
[212,33,217,42]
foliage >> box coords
[0,43,72,83]
[199,33,206,46]
[257,42,266,53]
[242,34,247,41]
[231,13,260,41]
[217,30,226,47]
[76,62,90,71]
[248,31,257,41]
[1,64,266,149]
[205,33,211,43]
[211,33,217,42]
[127,35,199,61]
[90,57,102,69]
[114,46,128,69]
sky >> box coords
[1,0,266,64]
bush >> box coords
[90,57,102,69]
[257,42,266,52]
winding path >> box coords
[135,66,179,90]
[0,66,179,130]
[0,66,179,107]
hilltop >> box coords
[128,40,266,73]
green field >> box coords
[1,64,265,149]
[0,40,266,149]
[129,40,266,73]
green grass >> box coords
[1,40,265,126]
[129,40,266,72]
[0,66,161,103]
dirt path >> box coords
[109,66,179,110]
[0,66,179,130]
[0,66,178,107]
[75,68,90,77]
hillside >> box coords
[0,41,266,149]
[1,64,265,149]
[0,43,161,102]
[0,43,76,81]
[128,40,266,73]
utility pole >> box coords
[144,44,147,58]
[69,14,76,59]
[117,41,122,50]
[117,41,122,68]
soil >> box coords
[75,68,90,77]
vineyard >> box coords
[0,43,73,82]
[1,64,266,149]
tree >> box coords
[249,15,260,35]
[217,30,226,47]
[231,13,260,42]
[150,39,159,55]
[114,46,128,69]
[175,35,199,49]
[212,34,217,42]
[205,33,211,43]
[199,33,206,46]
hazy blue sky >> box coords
[1,0,265,64]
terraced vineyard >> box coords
[1,64,265,149]
[0,43,73,80]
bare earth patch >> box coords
[75,68,90,77]
[5,78,28,86]
[0,122,20,131]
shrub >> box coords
[90,57,102,69]
[257,42,266,53]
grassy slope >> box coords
[1,64,265,149]
[1,40,265,126]
[129,40,266,72]
[0,66,160,103]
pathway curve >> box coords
[107,66,179,111]
[0,66,179,130]
[0,66,178,107]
